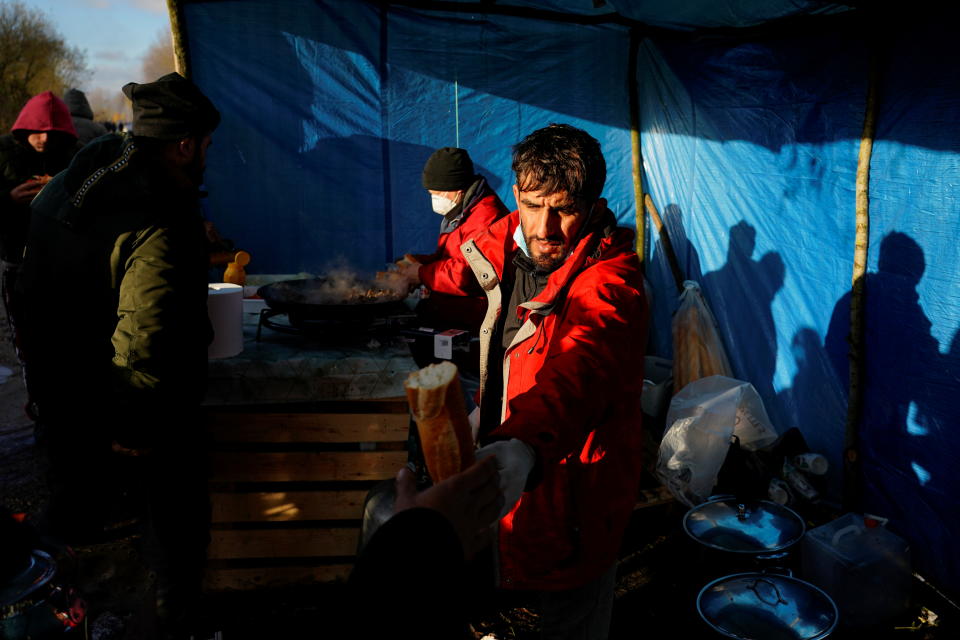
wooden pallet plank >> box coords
[210,451,408,482]
[208,528,360,560]
[203,564,353,591]
[207,412,409,443]
[210,490,368,522]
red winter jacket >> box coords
[1,92,79,263]
[459,210,648,591]
[415,176,508,295]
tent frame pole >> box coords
[167,0,191,78]
[628,27,645,267]
[845,48,880,511]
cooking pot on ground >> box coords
[684,496,807,555]
[683,497,806,577]
[698,571,839,640]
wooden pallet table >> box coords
[203,399,409,591]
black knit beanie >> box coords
[122,72,220,140]
[421,147,475,191]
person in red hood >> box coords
[0,91,80,324]
[446,124,649,639]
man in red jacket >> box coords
[454,124,648,638]
[396,146,508,332]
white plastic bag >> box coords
[656,375,778,506]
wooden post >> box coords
[628,27,646,268]
[844,49,880,511]
[166,0,191,78]
[644,194,685,293]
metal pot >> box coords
[683,497,806,578]
[257,276,408,326]
[698,571,839,640]
[1,550,85,637]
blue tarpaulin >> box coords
[181,0,960,594]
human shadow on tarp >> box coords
[699,221,786,405]
[775,328,848,489]
[645,203,703,357]
[823,231,960,593]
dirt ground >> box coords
[1,320,956,638]
[0,323,45,516]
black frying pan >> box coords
[257,277,407,326]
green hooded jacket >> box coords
[17,133,212,446]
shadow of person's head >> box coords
[878,231,924,286]
[729,220,757,259]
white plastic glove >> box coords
[468,406,481,441]
[475,438,536,519]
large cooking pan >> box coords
[257,276,408,326]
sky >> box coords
[24,0,171,96]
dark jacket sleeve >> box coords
[346,508,469,639]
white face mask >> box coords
[431,194,458,215]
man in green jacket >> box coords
[17,73,220,636]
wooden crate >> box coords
[203,400,409,591]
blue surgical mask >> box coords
[431,194,457,215]
[513,223,531,257]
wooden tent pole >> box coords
[644,194,685,293]
[167,0,191,78]
[844,49,880,511]
[628,27,646,268]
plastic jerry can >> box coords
[801,512,911,629]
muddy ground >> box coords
[1,321,955,638]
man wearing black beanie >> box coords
[17,72,219,638]
[395,146,508,333]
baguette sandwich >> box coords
[404,361,474,483]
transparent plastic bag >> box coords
[656,375,779,506]
[672,281,733,394]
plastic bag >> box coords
[672,281,733,394]
[656,375,779,506]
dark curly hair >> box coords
[511,123,606,203]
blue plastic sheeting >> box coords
[640,21,960,593]
[382,0,850,30]
[607,0,849,30]
[182,0,959,595]
[185,0,633,276]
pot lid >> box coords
[0,550,56,608]
[683,498,805,554]
[698,572,838,640]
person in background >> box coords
[17,72,220,638]
[395,146,509,332]
[63,88,108,145]
[445,124,649,639]
[0,91,80,330]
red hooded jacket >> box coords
[1,92,79,262]
[458,210,648,590]
[10,91,78,139]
